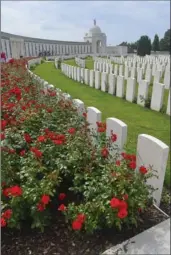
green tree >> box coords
[152,34,160,52]
[137,36,151,56]
[160,29,170,52]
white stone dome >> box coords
[89,25,102,35]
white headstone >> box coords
[95,71,100,89]
[106,118,127,152]
[76,67,81,82]
[166,90,170,116]
[150,83,164,111]
[145,69,152,83]
[109,64,113,74]
[126,78,136,102]
[73,99,85,115]
[101,72,108,92]
[131,67,136,78]
[106,63,109,73]
[154,70,162,83]
[80,68,84,83]
[124,65,130,79]
[108,74,116,95]
[116,76,125,98]
[84,69,90,85]
[137,80,149,106]
[114,65,118,75]
[89,70,95,87]
[71,66,74,79]
[137,68,143,82]
[119,65,123,76]
[87,107,101,132]
[136,134,169,206]
[164,71,170,89]
[103,63,106,72]
[74,67,77,80]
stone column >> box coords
[5,39,11,58]
[10,37,25,58]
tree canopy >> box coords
[137,36,151,56]
[152,34,160,52]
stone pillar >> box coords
[5,39,11,58]
[10,37,25,58]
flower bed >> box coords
[1,58,169,254]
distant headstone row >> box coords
[60,63,170,116]
[75,57,85,68]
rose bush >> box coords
[1,58,157,233]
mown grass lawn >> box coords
[34,62,170,187]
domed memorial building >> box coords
[84,20,107,54]
[1,20,127,59]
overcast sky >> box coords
[1,1,170,45]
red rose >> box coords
[139,166,148,174]
[117,209,128,219]
[97,127,106,132]
[41,195,50,205]
[1,218,6,227]
[76,214,86,224]
[2,209,12,219]
[101,147,109,158]
[72,220,82,230]
[130,155,136,161]
[3,188,10,197]
[1,120,7,131]
[111,133,117,142]
[83,112,87,118]
[58,193,66,200]
[24,133,32,143]
[37,203,45,212]
[53,140,63,145]
[129,161,136,170]
[47,108,53,113]
[9,58,15,64]
[0,133,5,140]
[8,149,16,154]
[44,128,50,134]
[58,204,66,211]
[118,200,128,210]
[68,128,76,134]
[121,152,126,159]
[37,136,46,142]
[110,198,120,208]
[31,147,43,158]
[20,150,26,156]
[116,160,121,166]
[10,185,22,197]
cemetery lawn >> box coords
[34,62,170,188]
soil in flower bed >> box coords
[2,205,169,255]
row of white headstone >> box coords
[27,58,169,207]
[94,55,170,77]
[75,57,85,68]
[93,61,170,89]
[60,63,170,115]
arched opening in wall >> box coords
[96,40,102,53]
